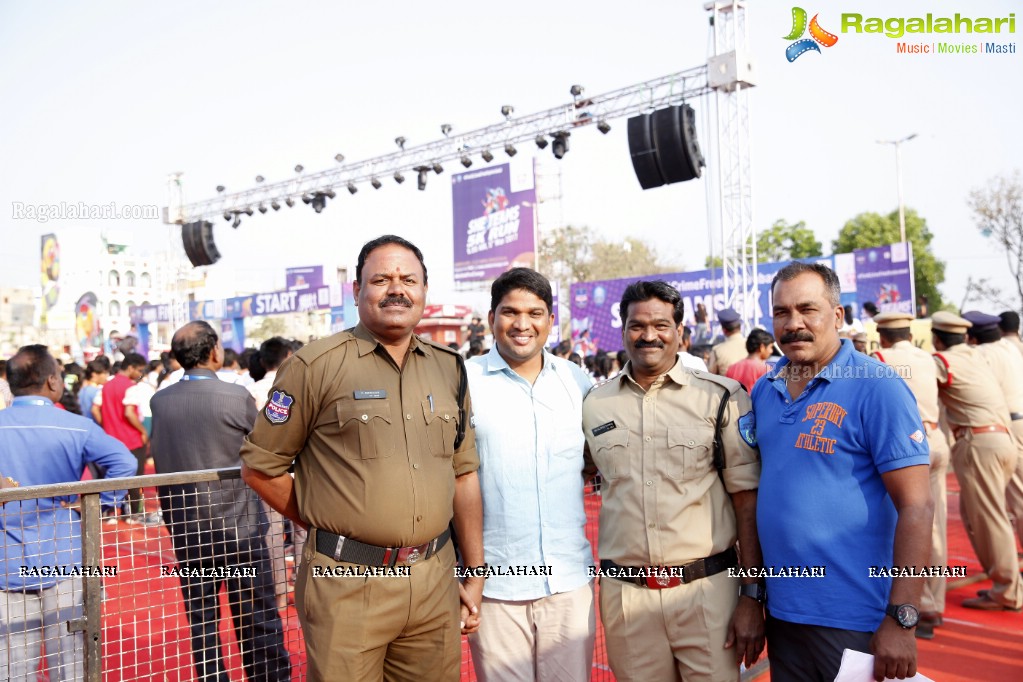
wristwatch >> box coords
[739,582,766,604]
[885,603,920,628]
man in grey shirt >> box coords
[150,321,290,682]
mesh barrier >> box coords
[1,467,988,681]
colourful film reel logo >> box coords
[784,7,838,62]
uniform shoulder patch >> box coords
[737,411,757,448]
[264,390,294,425]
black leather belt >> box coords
[314,527,450,567]
[600,547,738,589]
[1011,413,1023,421]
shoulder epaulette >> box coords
[690,369,741,396]
[294,331,356,364]
[585,375,616,398]
[419,336,462,359]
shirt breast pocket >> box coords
[593,429,630,479]
[666,427,714,481]
[422,399,457,457]
[337,399,394,459]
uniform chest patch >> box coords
[265,390,294,424]
[738,411,757,448]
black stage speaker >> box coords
[628,104,704,189]
[627,113,665,189]
[181,221,221,267]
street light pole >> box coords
[877,133,918,244]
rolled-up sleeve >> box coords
[720,387,761,493]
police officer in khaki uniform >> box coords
[931,311,1023,611]
[963,310,1023,554]
[240,235,485,681]
[872,312,951,636]
[707,307,746,376]
[583,281,764,682]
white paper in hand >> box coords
[833,649,935,682]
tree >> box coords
[832,209,946,310]
[704,218,823,268]
[967,170,1023,314]
[538,225,680,295]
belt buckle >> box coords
[644,567,681,589]
[396,544,425,565]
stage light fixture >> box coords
[371,177,382,189]
[481,149,494,162]
[432,162,444,174]
[271,200,281,211]
[323,189,336,199]
[294,164,304,173]
[258,204,268,214]
[441,124,452,137]
[501,105,514,119]
[597,120,611,134]
[505,143,517,157]
[311,193,327,213]
[460,155,472,168]
[347,183,358,195]
[394,171,405,184]
[255,175,265,183]
[232,215,242,228]
[535,135,549,149]
[395,136,406,150]
[216,185,226,193]
[285,197,295,208]
[570,84,585,98]
[552,132,570,159]
[334,153,345,163]
[302,195,313,205]
[243,207,254,216]
[223,212,231,222]
[415,166,429,191]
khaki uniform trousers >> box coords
[953,430,1023,608]
[600,569,739,682]
[920,427,951,614]
[1005,421,1023,550]
[295,529,460,682]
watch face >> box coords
[896,604,919,627]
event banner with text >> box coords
[451,160,537,282]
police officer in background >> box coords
[931,311,1023,611]
[241,235,484,681]
[962,310,1023,555]
[998,311,1023,356]
[707,307,746,376]
[583,281,764,681]
[872,312,951,638]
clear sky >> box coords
[1,0,1020,313]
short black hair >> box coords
[932,329,965,348]
[258,337,292,371]
[745,329,775,354]
[171,321,219,370]
[248,350,267,382]
[222,347,239,368]
[619,281,684,325]
[355,235,428,285]
[722,319,742,333]
[121,352,147,370]
[8,345,60,396]
[878,327,911,344]
[490,267,553,314]
[772,261,841,307]
[967,326,1002,345]
[682,326,692,343]
[863,301,879,316]
[999,311,1020,334]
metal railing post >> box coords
[67,492,104,681]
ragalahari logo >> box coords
[784,7,839,62]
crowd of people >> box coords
[2,235,1022,682]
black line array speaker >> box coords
[627,104,704,189]
[181,221,221,267]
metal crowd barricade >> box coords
[5,467,948,680]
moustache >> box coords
[634,340,665,349]
[780,331,814,344]
[379,295,413,309]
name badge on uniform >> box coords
[354,390,387,400]
[592,421,617,437]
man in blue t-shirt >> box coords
[751,262,932,682]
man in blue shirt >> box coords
[0,345,136,680]
[466,268,596,681]
[751,262,933,682]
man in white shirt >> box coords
[466,268,596,682]
[678,325,708,371]
[248,338,292,410]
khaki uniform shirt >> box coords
[974,339,1023,414]
[708,333,746,376]
[933,344,1011,429]
[582,360,760,566]
[1005,335,1023,358]
[240,323,478,548]
[872,340,941,424]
